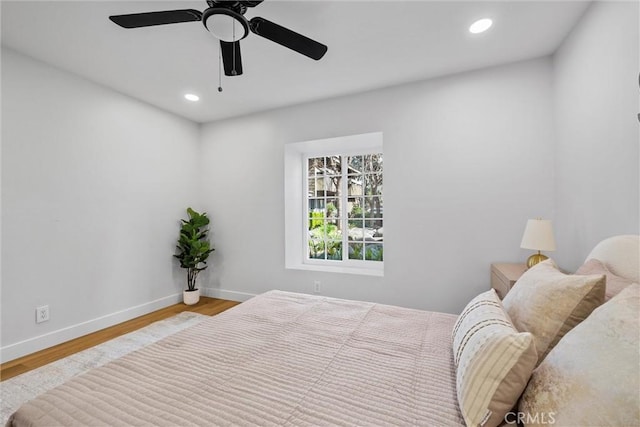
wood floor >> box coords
[0,297,240,382]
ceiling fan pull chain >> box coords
[218,43,223,92]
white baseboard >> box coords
[200,287,256,302]
[1,289,255,363]
[0,293,182,364]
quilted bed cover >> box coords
[7,290,464,426]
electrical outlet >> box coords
[313,281,321,294]
[36,305,50,323]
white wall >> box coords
[553,1,640,271]
[1,48,201,361]
[199,58,556,314]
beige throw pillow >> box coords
[502,259,605,364]
[452,289,538,427]
[518,284,640,427]
[576,258,636,301]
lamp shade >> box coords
[520,219,556,251]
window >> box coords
[285,132,383,276]
[306,154,383,263]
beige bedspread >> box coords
[8,291,464,426]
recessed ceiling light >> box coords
[469,18,493,34]
[184,93,200,102]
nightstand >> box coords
[491,263,527,299]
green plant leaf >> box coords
[175,207,215,272]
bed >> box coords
[7,235,639,427]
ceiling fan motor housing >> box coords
[207,1,264,9]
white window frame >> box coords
[284,132,383,276]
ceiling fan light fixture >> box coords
[203,8,249,42]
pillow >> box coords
[452,289,538,427]
[576,258,636,301]
[518,284,640,427]
[502,259,605,364]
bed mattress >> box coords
[7,290,464,426]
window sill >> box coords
[286,262,384,277]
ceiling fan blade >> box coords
[109,9,202,29]
[249,17,327,60]
[220,41,244,76]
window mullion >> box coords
[341,155,348,262]
[303,155,310,262]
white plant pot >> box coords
[183,289,200,305]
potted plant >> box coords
[174,207,214,305]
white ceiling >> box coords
[1,1,590,123]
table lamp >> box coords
[520,218,556,268]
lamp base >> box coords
[526,253,548,269]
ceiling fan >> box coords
[109,0,327,77]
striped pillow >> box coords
[452,289,538,427]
